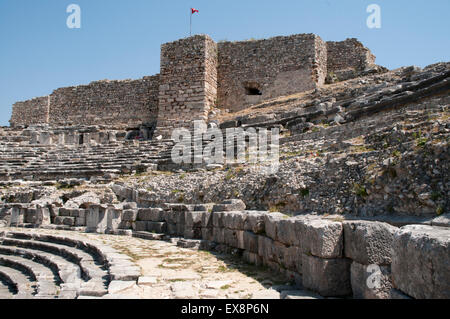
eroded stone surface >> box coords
[302,254,352,297]
[344,221,397,265]
[391,225,450,299]
[350,262,392,299]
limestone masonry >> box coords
[10,33,376,135]
[1,31,449,300]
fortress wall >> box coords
[11,76,160,128]
[10,96,49,127]
[217,34,326,112]
[48,75,160,126]
[314,36,328,86]
[156,35,218,136]
[10,34,379,131]
[326,38,376,74]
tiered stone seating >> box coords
[0,275,15,298]
[0,254,59,298]
[0,139,175,181]
[0,230,140,299]
[0,264,34,298]
[280,101,446,152]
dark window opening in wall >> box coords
[79,134,84,145]
[245,87,262,96]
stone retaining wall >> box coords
[5,199,449,299]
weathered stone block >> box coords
[86,205,108,233]
[224,228,239,248]
[212,199,246,212]
[118,221,133,230]
[59,216,75,226]
[185,211,204,228]
[24,208,36,224]
[133,221,148,232]
[164,208,185,226]
[282,246,302,272]
[70,209,86,219]
[9,206,25,226]
[147,222,167,234]
[243,231,259,253]
[391,225,450,299]
[166,203,191,213]
[271,240,288,265]
[302,254,352,297]
[65,192,101,209]
[201,212,213,228]
[107,208,122,232]
[264,213,288,241]
[167,223,178,236]
[53,216,65,225]
[223,211,245,230]
[213,227,225,244]
[258,235,276,263]
[243,251,263,267]
[236,230,245,249]
[343,221,397,265]
[350,262,392,299]
[184,212,203,239]
[58,208,71,217]
[212,212,225,228]
[26,206,51,226]
[201,227,214,241]
[122,202,138,210]
[75,216,86,227]
[277,218,297,246]
[122,209,138,222]
[138,208,164,222]
[111,184,133,201]
[243,211,265,234]
[301,219,343,258]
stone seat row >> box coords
[0,230,141,299]
[281,105,444,149]
[0,253,59,298]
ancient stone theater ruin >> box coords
[0,33,449,299]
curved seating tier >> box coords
[0,230,140,299]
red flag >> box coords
[191,8,199,14]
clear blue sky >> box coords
[1,0,449,126]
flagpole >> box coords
[190,9,192,37]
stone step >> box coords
[0,245,83,285]
[0,237,108,284]
[0,254,58,298]
[4,231,140,282]
[0,280,15,299]
[0,265,35,298]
